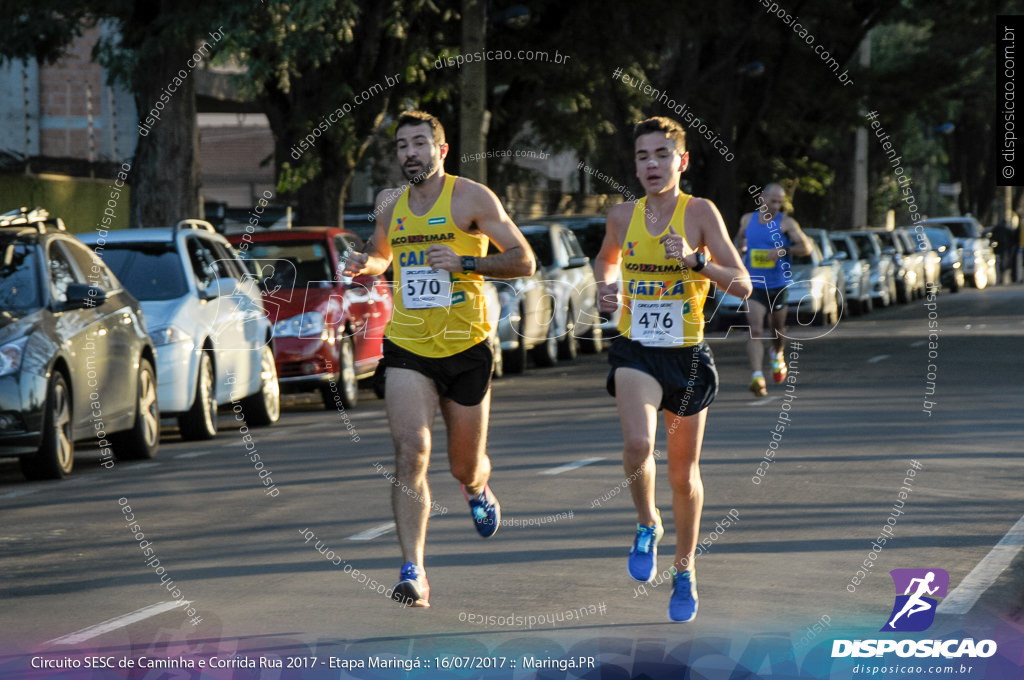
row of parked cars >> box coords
[705,217,1000,328]
[0,204,1000,481]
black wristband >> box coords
[691,252,707,272]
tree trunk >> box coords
[129,40,200,228]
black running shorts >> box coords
[377,339,493,406]
[606,338,719,417]
[748,285,789,312]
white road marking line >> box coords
[174,451,215,459]
[347,522,396,541]
[45,600,190,646]
[539,457,605,475]
[347,513,442,541]
[747,396,780,407]
[937,514,1024,616]
[910,340,926,347]
[0,488,41,499]
[127,463,160,471]
[866,355,890,363]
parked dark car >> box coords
[227,227,393,409]
[0,208,159,479]
[920,225,965,293]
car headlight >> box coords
[0,336,29,377]
[149,326,193,347]
[274,311,325,338]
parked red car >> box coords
[226,227,392,409]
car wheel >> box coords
[532,318,559,368]
[242,344,281,426]
[557,305,579,361]
[322,333,358,410]
[111,358,160,460]
[896,281,909,304]
[949,273,962,293]
[503,305,528,375]
[179,351,218,440]
[21,372,74,480]
[861,296,873,314]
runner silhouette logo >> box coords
[881,568,949,632]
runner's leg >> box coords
[614,367,663,526]
[441,390,492,494]
[664,407,707,574]
[386,367,440,567]
[745,300,769,375]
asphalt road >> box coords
[1,283,1023,679]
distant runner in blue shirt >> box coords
[733,183,812,397]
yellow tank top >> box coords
[384,174,491,357]
[617,194,709,347]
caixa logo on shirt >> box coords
[831,568,997,659]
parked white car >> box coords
[80,220,280,440]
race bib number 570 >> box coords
[402,266,452,309]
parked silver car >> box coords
[899,226,942,291]
[81,221,280,440]
[803,229,847,317]
[519,223,602,360]
[491,270,556,374]
[840,230,897,307]
[532,215,619,342]
[871,228,921,303]
[828,232,873,315]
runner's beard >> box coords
[403,160,435,184]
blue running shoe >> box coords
[627,510,664,582]
[392,561,430,608]
[462,483,501,538]
[668,569,698,622]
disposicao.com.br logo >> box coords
[831,568,997,660]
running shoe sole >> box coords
[392,581,430,608]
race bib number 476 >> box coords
[402,266,453,309]
[631,299,690,347]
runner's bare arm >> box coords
[691,198,752,299]
[594,203,631,312]
[734,215,750,254]
[431,179,535,278]
[782,217,813,256]
[343,189,398,276]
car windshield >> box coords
[849,234,875,258]
[930,221,977,239]
[0,240,42,314]
[99,243,189,300]
[565,223,604,259]
[240,240,334,289]
[829,237,853,258]
[922,227,953,249]
[522,231,554,267]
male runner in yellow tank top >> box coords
[594,117,752,622]
[344,111,535,608]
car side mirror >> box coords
[64,283,107,310]
[566,255,590,269]
[201,276,238,300]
